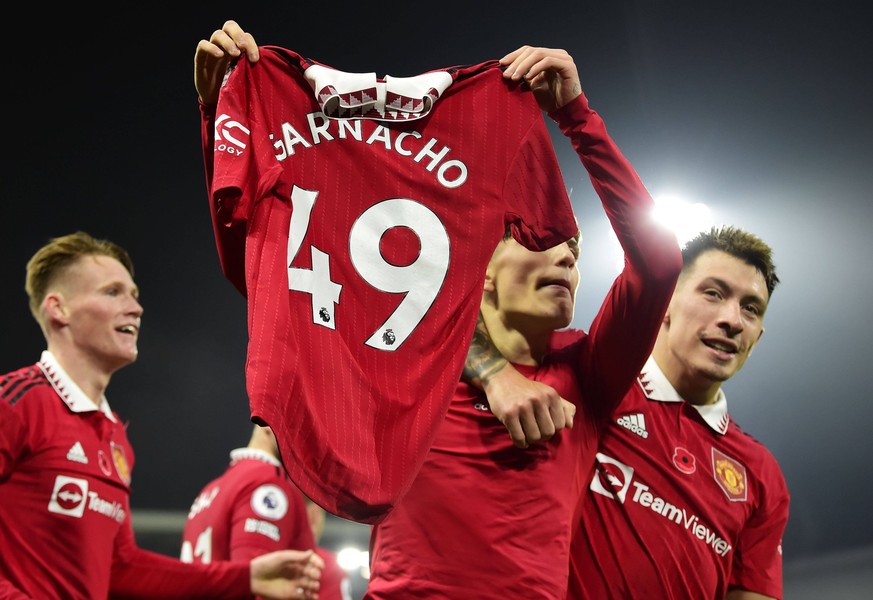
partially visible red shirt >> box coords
[315,546,353,600]
[181,448,316,563]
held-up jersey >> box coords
[204,46,578,523]
[364,95,683,599]
[0,352,251,600]
[568,357,790,599]
[181,448,316,563]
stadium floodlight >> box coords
[337,546,370,578]
[652,195,713,246]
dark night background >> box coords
[3,1,872,595]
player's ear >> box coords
[44,293,70,325]
[483,237,507,294]
[483,269,496,293]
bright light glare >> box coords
[605,195,714,273]
[652,195,713,246]
[337,546,370,578]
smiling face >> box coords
[483,236,581,334]
[50,254,143,375]
[654,248,769,404]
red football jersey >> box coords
[568,357,790,599]
[0,352,251,599]
[181,448,315,563]
[365,96,683,599]
[315,546,353,600]
[206,46,579,522]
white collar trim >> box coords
[305,64,453,122]
[229,447,283,468]
[38,351,115,420]
[637,356,730,435]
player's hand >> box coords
[194,19,259,105]
[250,548,324,600]
[482,364,574,448]
[499,46,582,113]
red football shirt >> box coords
[0,352,251,599]
[567,357,790,599]
[205,46,579,522]
[314,546,353,600]
[365,95,683,599]
[181,448,315,563]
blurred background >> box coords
[3,2,871,597]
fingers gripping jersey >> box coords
[208,47,578,523]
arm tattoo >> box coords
[462,312,509,389]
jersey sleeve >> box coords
[110,513,251,598]
[0,396,26,480]
[0,376,48,600]
[200,98,248,296]
[503,98,580,252]
[728,457,790,597]
[550,93,682,420]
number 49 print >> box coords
[286,185,450,352]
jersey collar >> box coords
[638,356,730,435]
[304,64,453,122]
[229,447,283,468]
[38,351,116,421]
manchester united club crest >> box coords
[111,441,131,486]
[711,447,747,502]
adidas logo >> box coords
[616,413,649,439]
[66,442,88,464]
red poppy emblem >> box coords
[673,447,696,474]
[98,450,113,476]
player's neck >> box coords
[493,329,548,366]
[45,346,110,408]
